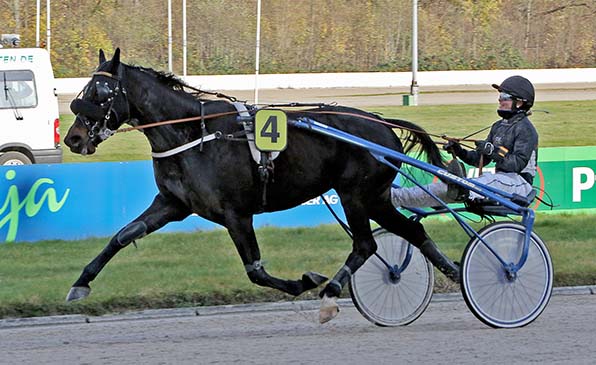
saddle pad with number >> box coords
[233,102,280,164]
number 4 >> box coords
[255,109,287,151]
[260,115,280,143]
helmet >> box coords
[492,76,535,109]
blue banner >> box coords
[2,146,595,243]
[0,161,344,243]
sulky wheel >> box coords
[349,228,434,327]
[460,222,553,328]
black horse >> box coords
[64,49,459,323]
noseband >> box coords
[72,71,128,142]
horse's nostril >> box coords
[65,134,82,148]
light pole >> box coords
[46,0,51,55]
[168,0,172,72]
[182,0,187,76]
[36,0,40,47]
[254,0,262,104]
[410,0,419,106]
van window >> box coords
[1,70,37,109]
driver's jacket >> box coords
[458,113,538,184]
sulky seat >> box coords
[465,189,537,217]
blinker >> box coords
[70,98,105,121]
[95,83,112,102]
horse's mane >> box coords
[125,64,238,104]
[127,64,190,92]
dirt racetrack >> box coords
[2,292,595,364]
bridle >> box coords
[74,70,129,142]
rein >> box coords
[77,68,486,151]
[88,80,487,161]
[290,110,446,138]
[114,110,241,133]
[112,108,425,135]
[112,106,484,149]
[112,108,438,139]
[294,110,485,147]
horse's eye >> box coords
[95,84,111,102]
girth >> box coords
[233,102,281,212]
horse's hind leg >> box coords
[318,193,378,323]
[368,194,460,282]
[225,212,328,296]
[66,194,190,302]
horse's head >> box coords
[65,48,131,155]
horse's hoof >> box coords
[303,271,328,289]
[66,286,91,302]
[319,294,340,324]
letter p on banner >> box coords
[572,167,595,202]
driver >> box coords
[391,75,539,208]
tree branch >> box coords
[540,2,589,16]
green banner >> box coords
[535,146,596,210]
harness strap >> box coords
[93,71,119,79]
[199,101,207,152]
[151,132,221,159]
[232,102,277,211]
[232,102,280,164]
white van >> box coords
[0,47,62,165]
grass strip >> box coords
[1,213,594,318]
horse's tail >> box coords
[384,118,445,167]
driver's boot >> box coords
[419,238,460,283]
[444,159,469,201]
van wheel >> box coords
[0,151,32,165]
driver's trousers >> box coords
[391,172,533,209]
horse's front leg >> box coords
[225,212,328,296]
[66,194,190,302]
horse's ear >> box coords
[112,48,120,66]
[108,48,121,74]
[99,49,106,65]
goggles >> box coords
[498,92,514,101]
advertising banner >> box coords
[1,146,594,243]
[538,147,596,210]
[0,162,344,242]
